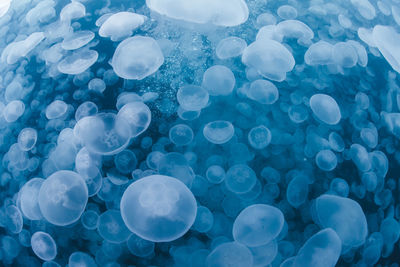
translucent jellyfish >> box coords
[120,175,197,242]
[146,0,249,27]
[216,37,247,60]
[373,25,400,74]
[88,78,106,93]
[225,164,257,194]
[98,210,131,243]
[177,85,209,111]
[316,149,338,171]
[81,210,99,230]
[333,42,358,68]
[277,5,298,19]
[74,113,131,155]
[242,40,295,82]
[250,240,278,267]
[114,149,137,174]
[351,0,376,20]
[304,41,334,66]
[116,102,151,138]
[5,205,23,234]
[276,20,314,46]
[18,128,37,151]
[38,170,88,226]
[286,175,309,208]
[203,121,234,144]
[19,178,44,220]
[1,32,45,65]
[60,1,85,22]
[62,31,95,51]
[247,125,272,149]
[233,204,284,247]
[75,101,98,121]
[3,100,25,123]
[293,228,341,267]
[75,147,102,179]
[99,12,146,41]
[315,194,368,247]
[0,0,11,18]
[206,165,226,184]
[111,36,164,80]
[169,124,194,146]
[127,233,155,258]
[30,232,57,261]
[157,152,195,187]
[247,79,279,105]
[206,242,253,267]
[25,0,56,26]
[309,94,341,125]
[193,206,214,233]
[45,100,68,119]
[68,252,97,267]
[202,65,236,96]
[350,144,371,172]
[58,49,98,75]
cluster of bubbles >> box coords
[0,0,400,266]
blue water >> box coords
[0,0,400,266]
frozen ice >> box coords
[309,94,341,125]
[216,37,247,60]
[30,232,57,261]
[373,25,400,74]
[202,65,235,96]
[61,31,95,51]
[203,120,234,144]
[146,0,249,27]
[177,85,209,111]
[99,12,146,42]
[111,36,164,80]
[233,204,284,247]
[38,170,88,226]
[206,242,253,267]
[120,175,197,242]
[242,40,295,82]
[58,48,98,75]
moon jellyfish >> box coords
[206,242,253,267]
[120,175,197,242]
[61,31,95,51]
[309,94,341,125]
[315,149,338,171]
[203,121,234,145]
[216,37,247,60]
[111,36,164,80]
[98,210,131,243]
[74,113,131,155]
[0,0,11,18]
[116,102,151,138]
[38,170,88,226]
[247,79,279,105]
[233,204,284,247]
[58,49,98,75]
[99,12,146,42]
[225,164,257,194]
[68,252,97,267]
[45,100,68,120]
[17,128,38,151]
[293,228,341,267]
[126,234,155,258]
[81,210,99,230]
[202,65,236,96]
[169,124,194,146]
[19,178,44,220]
[177,85,209,111]
[30,232,57,261]
[315,194,368,248]
[248,125,272,149]
[5,205,23,234]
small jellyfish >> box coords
[19,178,44,220]
[17,128,38,151]
[111,36,164,80]
[38,170,88,226]
[116,102,151,138]
[75,101,98,121]
[74,113,131,155]
[293,228,341,267]
[177,85,209,111]
[206,165,226,184]
[88,78,106,94]
[286,175,309,208]
[114,149,137,174]
[157,152,195,187]
[233,204,284,247]
[225,164,257,194]
[315,194,368,248]
[169,124,194,146]
[98,210,131,243]
[248,125,272,149]
[126,233,155,258]
[69,252,97,267]
[81,210,99,230]
[193,206,214,233]
[247,79,279,105]
[202,65,236,96]
[3,100,25,123]
[206,242,253,267]
[309,94,341,125]
[315,149,337,171]
[30,232,57,261]
[203,121,234,145]
[216,37,247,60]
[277,5,298,19]
[5,205,23,234]
[99,12,146,41]
[61,31,95,50]
[46,100,68,120]
[120,175,197,242]
[58,49,98,75]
